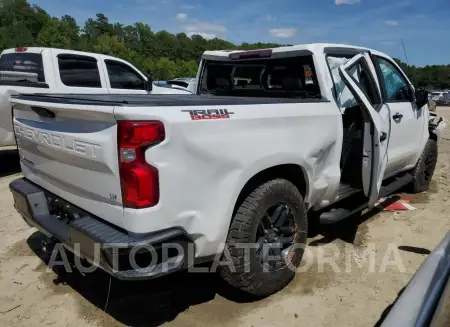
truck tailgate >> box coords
[11,99,124,228]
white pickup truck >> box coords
[0,47,190,147]
[9,43,445,297]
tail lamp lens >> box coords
[118,121,165,208]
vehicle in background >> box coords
[430,91,446,102]
[153,81,169,87]
[8,43,446,298]
[0,47,190,148]
[380,231,449,327]
[435,93,450,106]
[166,77,196,93]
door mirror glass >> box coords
[146,75,153,92]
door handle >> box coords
[380,132,388,142]
[393,113,403,120]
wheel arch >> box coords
[232,163,310,215]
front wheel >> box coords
[409,139,438,193]
[218,179,308,297]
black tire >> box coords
[218,179,308,297]
[409,139,438,193]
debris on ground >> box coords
[0,304,21,314]
[376,196,417,211]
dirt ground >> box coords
[0,108,449,327]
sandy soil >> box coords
[0,108,449,327]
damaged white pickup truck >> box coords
[9,43,445,297]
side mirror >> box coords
[415,88,429,109]
[146,75,153,92]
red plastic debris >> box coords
[375,197,416,211]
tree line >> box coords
[0,0,449,87]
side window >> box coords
[346,59,380,106]
[58,55,102,88]
[327,55,380,108]
[105,60,145,90]
[58,54,102,88]
[374,57,412,102]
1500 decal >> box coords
[181,109,234,120]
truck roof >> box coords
[0,47,136,63]
[203,43,389,59]
[0,47,149,83]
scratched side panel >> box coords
[12,101,124,229]
[114,102,342,256]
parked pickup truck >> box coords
[0,47,190,148]
[9,43,446,297]
[166,77,197,93]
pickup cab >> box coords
[8,43,446,297]
[0,47,190,147]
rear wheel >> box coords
[219,179,307,297]
[409,139,438,193]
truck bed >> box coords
[11,93,328,107]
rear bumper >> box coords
[9,178,194,280]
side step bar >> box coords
[379,173,413,199]
[319,173,413,225]
[320,203,368,225]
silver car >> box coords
[436,93,450,106]
[380,231,450,327]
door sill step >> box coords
[337,183,361,200]
[319,173,413,225]
[319,203,367,225]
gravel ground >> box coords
[0,108,449,327]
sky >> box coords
[29,0,450,67]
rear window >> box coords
[58,54,101,88]
[199,55,321,98]
[0,53,45,82]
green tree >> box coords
[37,18,71,48]
[29,4,49,38]
[151,57,176,80]
[0,0,48,36]
[0,0,46,47]
[61,15,80,47]
[135,23,157,57]
[0,24,33,48]
[154,30,177,59]
[92,34,128,58]
[83,13,114,40]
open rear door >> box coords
[339,53,391,207]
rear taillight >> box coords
[15,47,28,52]
[118,121,165,208]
